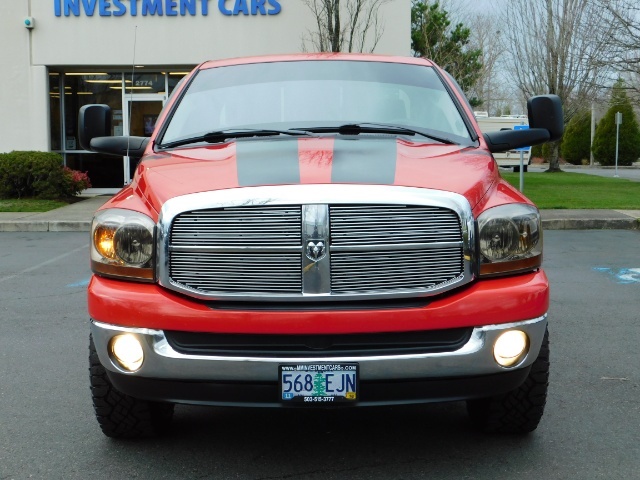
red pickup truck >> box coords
[79,54,562,438]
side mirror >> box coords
[78,104,149,159]
[78,104,111,151]
[483,94,564,153]
[527,94,564,142]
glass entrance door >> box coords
[123,95,165,184]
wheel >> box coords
[512,165,528,172]
[89,335,174,438]
[467,328,549,434]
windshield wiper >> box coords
[290,123,457,145]
[158,128,310,149]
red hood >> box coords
[125,137,498,215]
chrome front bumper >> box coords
[91,315,548,383]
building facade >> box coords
[1,0,410,191]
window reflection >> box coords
[64,73,123,150]
[48,71,189,188]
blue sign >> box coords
[513,124,530,152]
[54,0,282,17]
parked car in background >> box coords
[476,115,533,172]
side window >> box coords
[443,71,475,113]
[442,70,478,140]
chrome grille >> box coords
[169,206,302,295]
[163,186,470,300]
[329,205,463,294]
[171,206,301,246]
[170,252,302,293]
[331,205,462,245]
[331,248,463,293]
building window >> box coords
[48,70,189,189]
[63,73,124,150]
[49,73,62,151]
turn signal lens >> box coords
[494,330,529,367]
[110,334,144,372]
[93,223,118,260]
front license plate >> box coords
[279,364,358,403]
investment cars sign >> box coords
[54,0,282,17]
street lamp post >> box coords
[614,111,622,178]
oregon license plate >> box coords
[279,364,358,403]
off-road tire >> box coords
[89,335,174,438]
[467,328,550,434]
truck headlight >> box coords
[91,209,155,281]
[478,204,542,276]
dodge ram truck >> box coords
[79,54,562,438]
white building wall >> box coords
[1,2,51,152]
[1,0,410,153]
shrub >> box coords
[0,151,91,199]
[561,111,591,165]
[530,142,559,164]
[531,144,543,159]
[592,80,640,166]
[62,167,92,196]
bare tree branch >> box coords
[302,0,391,53]
[502,0,617,171]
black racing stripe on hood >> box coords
[331,138,397,184]
[236,139,301,187]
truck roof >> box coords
[199,53,436,71]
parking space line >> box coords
[0,244,89,284]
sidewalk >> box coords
[0,196,638,232]
[0,196,110,232]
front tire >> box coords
[467,329,550,434]
[89,335,174,438]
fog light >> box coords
[110,334,144,372]
[494,330,529,367]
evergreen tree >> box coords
[592,80,640,166]
[560,111,592,165]
[411,1,483,104]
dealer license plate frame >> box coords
[279,363,359,404]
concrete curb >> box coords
[0,221,92,232]
[542,218,640,230]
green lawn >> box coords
[0,198,68,212]
[501,172,640,209]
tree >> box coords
[411,1,483,105]
[595,0,640,95]
[592,80,640,167]
[501,0,615,172]
[302,0,390,53]
[465,13,506,115]
[560,111,592,165]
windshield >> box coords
[160,61,473,146]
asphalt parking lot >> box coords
[1,230,638,479]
